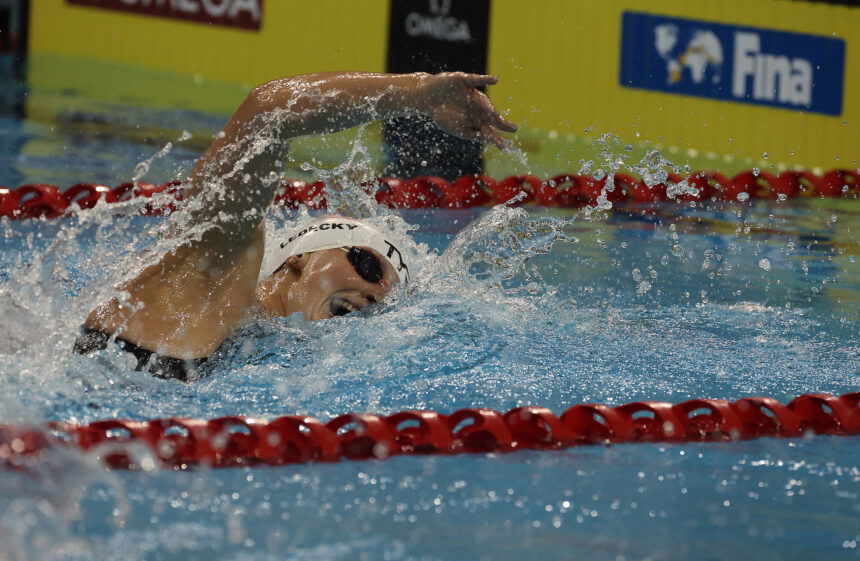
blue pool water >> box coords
[0,88,858,560]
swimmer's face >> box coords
[270,247,399,321]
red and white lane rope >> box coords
[1,168,857,219]
[1,392,857,470]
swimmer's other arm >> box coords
[84,72,516,359]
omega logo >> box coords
[405,0,472,43]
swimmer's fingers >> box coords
[493,114,518,133]
[460,73,499,88]
[468,91,517,147]
[477,125,510,150]
[452,111,513,150]
[473,89,518,133]
[456,114,510,150]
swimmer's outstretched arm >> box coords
[85,72,516,359]
[184,72,516,258]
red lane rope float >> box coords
[1,391,857,470]
[0,169,857,219]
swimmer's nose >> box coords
[364,281,393,303]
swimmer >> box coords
[74,71,517,380]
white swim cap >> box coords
[260,216,410,283]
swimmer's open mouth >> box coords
[329,295,361,317]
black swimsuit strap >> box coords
[73,327,207,382]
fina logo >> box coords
[620,13,844,115]
[654,25,723,87]
[732,32,811,106]
[654,24,811,106]
[405,0,472,43]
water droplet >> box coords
[759,258,772,271]
[737,192,750,202]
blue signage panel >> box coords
[619,12,845,116]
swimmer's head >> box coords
[256,217,410,321]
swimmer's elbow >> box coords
[238,78,321,140]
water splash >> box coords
[423,203,574,295]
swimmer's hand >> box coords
[415,72,518,150]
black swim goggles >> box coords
[274,246,385,284]
[341,246,385,284]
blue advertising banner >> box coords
[619,11,846,116]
